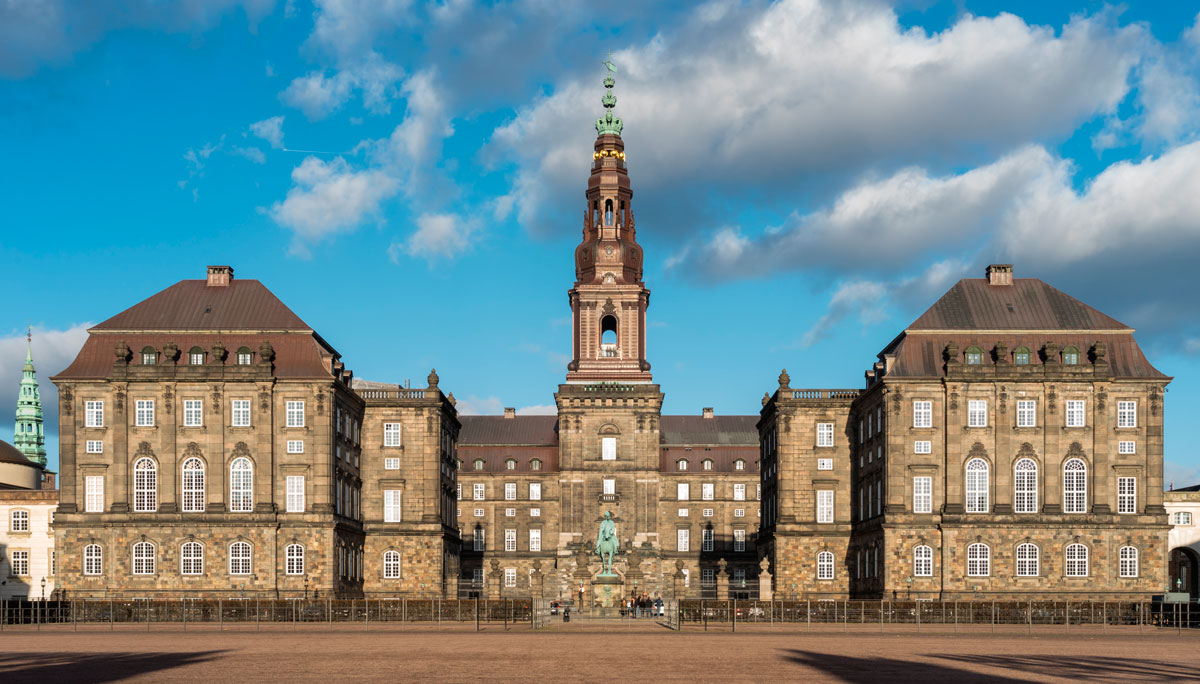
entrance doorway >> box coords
[1168,547,1199,599]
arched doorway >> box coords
[1168,547,1199,599]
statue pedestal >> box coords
[593,573,624,615]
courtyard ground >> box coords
[1,621,1197,682]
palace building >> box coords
[49,70,1171,602]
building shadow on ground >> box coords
[935,653,1200,682]
[781,649,1033,683]
[0,650,225,684]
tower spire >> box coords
[14,326,47,466]
[596,54,623,136]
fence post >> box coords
[880,600,884,633]
[843,600,847,633]
[219,599,223,632]
[110,599,114,631]
[991,600,995,634]
[475,596,479,632]
[916,599,920,633]
[1065,601,1069,633]
[954,600,958,633]
[731,599,736,633]
[256,597,260,632]
[806,599,810,629]
[1028,599,1032,636]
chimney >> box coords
[504,407,516,419]
[207,265,234,287]
[702,407,714,419]
[985,264,1013,286]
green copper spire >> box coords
[595,55,624,136]
[13,327,46,466]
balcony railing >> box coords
[600,344,619,358]
[788,389,862,400]
[358,389,429,400]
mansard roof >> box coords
[93,279,311,332]
[660,415,758,446]
[458,415,559,446]
[906,278,1129,332]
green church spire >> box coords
[595,55,624,136]
[13,327,46,466]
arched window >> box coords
[286,544,305,575]
[229,541,252,575]
[384,550,402,579]
[702,459,713,471]
[181,458,205,513]
[530,459,542,471]
[134,458,157,512]
[600,315,618,355]
[1062,346,1080,365]
[504,458,516,470]
[473,459,485,471]
[913,545,933,577]
[188,346,205,365]
[141,346,157,365]
[1013,458,1038,514]
[1013,346,1031,365]
[84,544,103,576]
[816,551,834,580]
[1065,543,1088,577]
[1016,543,1039,576]
[677,459,688,471]
[965,346,984,365]
[236,346,253,365]
[967,543,990,576]
[964,458,989,513]
[605,198,614,225]
[229,457,253,512]
[1063,458,1087,513]
[734,459,746,471]
[132,541,156,575]
[180,541,203,575]
[1119,546,1138,578]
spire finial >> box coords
[596,53,623,136]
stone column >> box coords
[757,557,773,601]
[716,558,730,599]
[488,558,502,600]
[531,560,545,598]
[671,559,686,599]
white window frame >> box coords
[180,541,203,575]
[967,400,987,428]
[1119,546,1138,578]
[473,483,485,501]
[529,482,542,501]
[384,457,400,470]
[1117,401,1137,428]
[1065,543,1088,577]
[504,482,516,501]
[603,478,615,495]
[913,401,932,428]
[702,528,714,552]
[85,400,104,427]
[531,507,541,517]
[601,436,616,460]
[817,423,834,447]
[231,399,251,427]
[1117,476,1136,514]
[504,567,517,587]
[286,475,305,513]
[383,423,402,447]
[135,399,154,427]
[181,458,205,513]
[504,528,517,552]
[84,544,103,576]
[1063,458,1087,514]
[10,549,28,575]
[229,542,252,575]
[1016,400,1035,428]
[85,440,103,454]
[10,509,29,532]
[817,551,834,580]
[183,399,203,427]
[676,528,690,552]
[734,508,745,518]
[505,508,515,517]
[132,541,156,575]
[529,528,541,552]
[1174,512,1192,525]
[473,527,484,552]
[913,476,932,514]
[702,508,714,517]
[134,457,157,512]
[286,544,305,576]
[913,545,933,577]
[817,458,833,470]
[965,458,988,513]
[702,483,714,501]
[966,543,990,577]
[229,457,253,513]
[733,483,746,501]
[1016,543,1039,577]
[1118,441,1136,455]
[677,482,689,501]
[286,440,304,454]
[913,441,931,455]
[85,475,104,513]
[384,489,402,522]
[816,490,833,524]
[473,508,484,517]
[1013,458,1038,514]
[383,550,401,579]
[734,529,746,552]
[286,400,305,428]
[1065,400,1085,427]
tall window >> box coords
[1063,458,1087,514]
[530,458,542,470]
[134,457,157,512]
[132,541,156,575]
[135,399,155,427]
[1119,546,1138,578]
[286,401,305,428]
[601,437,616,460]
[84,544,103,575]
[702,483,714,501]
[965,458,989,513]
[677,483,690,501]
[967,543,990,576]
[286,475,305,512]
[913,476,932,514]
[677,528,690,552]
[383,423,402,447]
[734,483,746,501]
[229,457,253,512]
[1016,400,1035,428]
[286,544,305,575]
[231,400,251,427]
[1013,458,1038,514]
[817,551,834,580]
[504,482,516,501]
[473,483,485,500]
[183,399,203,427]
[181,458,205,512]
[229,542,252,575]
[181,542,203,575]
[817,423,834,447]
[1118,477,1136,514]
[734,529,746,552]
[85,476,104,513]
[383,550,401,578]
[189,348,205,365]
[913,545,932,577]
[529,482,541,500]
[967,400,987,428]
[702,528,714,552]
[1065,400,1085,427]
[816,490,834,524]
[10,550,28,575]
[603,478,615,495]
[504,528,517,552]
[384,490,402,522]
[473,527,484,552]
[1015,543,1039,577]
[1117,401,1137,428]
[913,401,932,428]
[529,528,542,552]
[142,348,157,365]
[10,509,28,532]
[504,568,517,587]
[1065,543,1088,577]
[85,400,104,427]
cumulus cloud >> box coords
[390,212,477,261]
[231,146,266,164]
[800,281,888,348]
[249,116,285,148]
[268,156,398,249]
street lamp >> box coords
[304,576,309,600]
[40,577,46,601]
[906,576,912,599]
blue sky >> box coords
[2,0,1199,486]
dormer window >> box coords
[505,458,517,471]
[473,459,485,471]
[965,346,983,365]
[734,459,746,471]
[677,459,689,471]
[1063,346,1080,365]
[1013,346,1031,365]
[530,459,542,471]
[141,347,157,365]
[702,459,713,471]
[188,347,205,365]
[236,346,253,365]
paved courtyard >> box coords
[1,623,1197,682]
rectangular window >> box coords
[531,508,541,517]
[1117,401,1137,428]
[677,482,689,501]
[384,457,400,470]
[231,399,251,427]
[702,483,714,500]
[967,400,987,428]
[677,508,688,517]
[913,401,932,428]
[11,550,29,576]
[50,549,56,575]
[914,441,931,455]
[383,423,402,447]
[817,458,833,470]
[286,476,305,513]
[601,436,616,460]
[702,528,714,551]
[457,484,462,501]
[702,508,713,517]
[1118,477,1136,514]
[734,508,745,517]
[734,483,746,501]
[529,482,541,500]
[734,529,746,552]
[474,508,484,517]
[817,423,834,447]
[677,528,690,552]
[384,490,402,522]
[1065,400,1085,427]
[504,567,516,587]
[85,476,104,513]
[504,482,516,501]
[1016,400,1035,428]
[603,478,615,495]
[11,510,29,532]
[504,528,517,552]
[85,400,104,427]
[286,400,305,428]
[913,476,932,514]
[287,440,304,454]
[817,490,833,524]
[473,528,484,551]
[473,483,485,500]
[505,508,515,517]
[183,399,202,427]
[85,440,103,454]
[1118,441,1136,455]
[135,399,154,427]
[529,528,541,552]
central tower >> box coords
[566,66,652,383]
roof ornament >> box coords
[427,368,440,388]
[777,368,791,390]
[595,52,624,136]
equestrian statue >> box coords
[594,510,620,576]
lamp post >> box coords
[906,576,912,599]
[304,576,309,601]
[40,577,46,601]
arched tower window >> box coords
[605,199,614,225]
[600,315,618,356]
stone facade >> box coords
[1,488,57,600]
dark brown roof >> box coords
[458,416,559,446]
[0,440,35,466]
[456,445,559,473]
[907,279,1130,331]
[660,415,758,446]
[93,279,311,331]
[886,333,1167,380]
[660,446,759,473]
[54,333,334,380]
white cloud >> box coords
[281,70,357,120]
[516,405,557,416]
[269,156,399,247]
[249,116,285,149]
[231,146,266,164]
[454,395,503,415]
[391,212,476,261]
[800,280,888,347]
